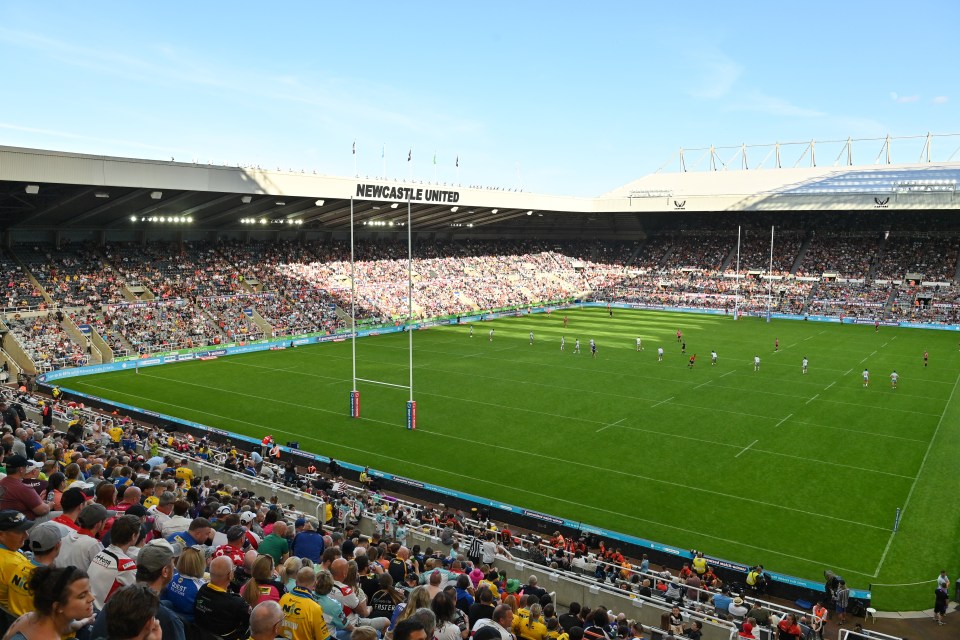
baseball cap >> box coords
[60,487,87,513]
[0,510,35,532]
[77,503,115,528]
[226,525,246,541]
[295,518,306,527]
[138,539,176,572]
[239,511,257,524]
[28,522,66,553]
[217,505,233,516]
[26,460,44,472]
[3,455,29,470]
[125,504,149,518]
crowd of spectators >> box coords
[14,243,127,307]
[796,235,879,279]
[2,312,88,371]
[5,236,960,364]
[806,282,891,319]
[0,249,47,310]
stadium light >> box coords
[450,206,459,213]
[491,209,498,214]
[150,191,162,200]
[130,215,137,222]
[95,192,109,198]
[241,195,252,204]
[276,201,286,206]
[526,211,533,215]
[25,185,39,195]
[390,203,399,209]
[315,199,325,207]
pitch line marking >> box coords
[845,368,854,375]
[720,370,736,378]
[803,336,814,341]
[774,413,793,428]
[693,379,712,390]
[651,396,674,408]
[73,375,891,532]
[596,418,627,433]
[818,398,940,416]
[735,440,758,458]
[824,381,836,391]
[806,393,820,405]
[874,368,960,577]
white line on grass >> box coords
[845,368,854,375]
[735,440,758,458]
[806,393,820,405]
[693,379,712,390]
[651,396,674,408]
[818,330,827,335]
[873,368,960,577]
[720,370,736,378]
[803,336,814,341]
[882,342,889,348]
[789,418,927,443]
[596,418,626,433]
[774,413,793,428]
[824,381,836,391]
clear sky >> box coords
[1,1,957,196]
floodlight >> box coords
[130,215,137,222]
[315,199,325,207]
[150,191,162,200]
[450,206,459,212]
[25,185,39,195]
[526,211,533,215]
[241,195,252,204]
[491,209,498,214]
[390,203,399,209]
[95,192,110,198]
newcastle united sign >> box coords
[356,183,460,203]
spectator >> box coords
[0,455,51,520]
[0,510,37,617]
[394,619,429,640]
[195,556,251,640]
[88,514,141,610]
[163,546,207,621]
[89,538,185,640]
[166,516,213,549]
[258,519,290,565]
[291,519,324,563]
[280,566,333,640]
[2,565,94,639]
[102,583,163,640]
[242,554,286,606]
[249,600,286,640]
[55,503,112,571]
[28,521,67,567]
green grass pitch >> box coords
[65,308,960,610]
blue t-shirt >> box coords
[167,530,200,549]
[164,571,207,621]
[291,530,324,563]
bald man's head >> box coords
[209,556,235,586]
[331,557,348,581]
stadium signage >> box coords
[355,183,461,203]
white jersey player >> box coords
[489,328,494,341]
[529,331,534,345]
[863,368,870,387]
[470,325,474,338]
[890,370,899,389]
[754,355,761,371]
[636,337,643,351]
[657,346,664,362]
[574,339,581,354]
[560,336,566,351]
[710,350,718,365]
[802,357,808,374]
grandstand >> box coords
[2,143,960,630]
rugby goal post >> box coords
[348,196,416,429]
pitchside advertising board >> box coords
[40,301,892,599]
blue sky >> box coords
[0,1,957,196]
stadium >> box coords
[1,136,959,638]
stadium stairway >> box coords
[800,280,819,315]
[720,243,738,272]
[789,233,815,275]
[61,314,102,365]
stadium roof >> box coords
[1,145,959,233]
